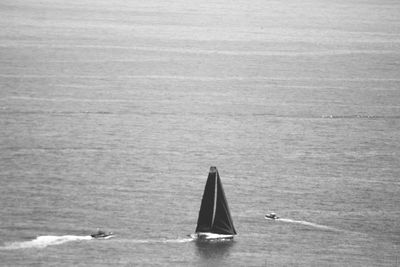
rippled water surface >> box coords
[1,0,399,266]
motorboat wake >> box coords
[1,235,92,250]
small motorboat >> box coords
[265,213,279,220]
[90,230,114,239]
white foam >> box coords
[2,235,92,250]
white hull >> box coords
[90,233,115,239]
[191,232,234,241]
[264,216,279,220]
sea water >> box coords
[0,0,399,266]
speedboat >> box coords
[90,230,114,239]
[265,213,279,220]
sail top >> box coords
[209,166,217,173]
[195,167,237,235]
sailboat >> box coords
[191,166,237,241]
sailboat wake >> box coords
[278,218,339,231]
[161,238,194,243]
[125,238,194,244]
[1,235,93,250]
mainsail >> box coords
[195,167,237,235]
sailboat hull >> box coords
[191,232,234,241]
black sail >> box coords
[195,167,237,235]
[211,172,237,235]
[195,168,216,233]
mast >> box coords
[211,168,218,226]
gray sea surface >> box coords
[0,0,400,266]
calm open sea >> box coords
[0,0,399,266]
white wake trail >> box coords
[161,238,194,243]
[123,238,194,244]
[278,219,339,231]
[2,235,93,250]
